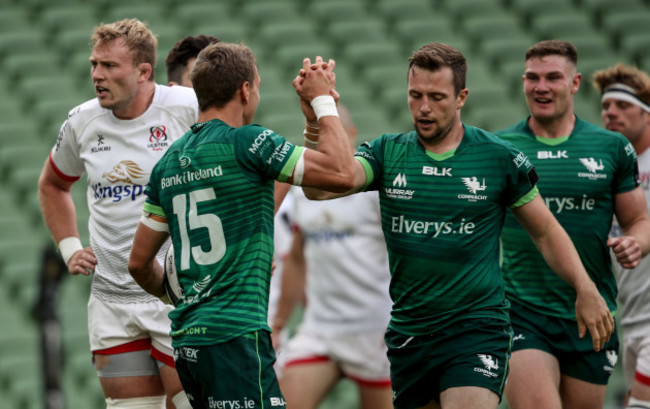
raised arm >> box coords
[511,194,615,351]
[289,57,356,193]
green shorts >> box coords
[385,318,512,409]
[173,331,286,409]
[509,300,619,384]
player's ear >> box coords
[138,62,153,82]
[240,81,251,103]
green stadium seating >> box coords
[172,2,234,33]
[463,14,527,56]
[392,14,468,54]
[36,4,97,37]
[307,0,368,27]
[510,0,578,27]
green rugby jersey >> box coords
[355,125,538,335]
[496,117,639,319]
[144,119,303,347]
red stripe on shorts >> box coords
[284,356,330,368]
[636,371,650,386]
[93,338,152,355]
[346,374,391,388]
[151,346,175,368]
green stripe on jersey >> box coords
[146,119,300,346]
[356,125,537,335]
[496,117,638,319]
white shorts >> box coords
[623,334,650,388]
[88,292,175,366]
[281,327,391,386]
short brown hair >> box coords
[91,18,158,81]
[408,42,467,95]
[191,42,257,111]
[592,63,650,105]
[166,34,220,84]
[525,40,578,66]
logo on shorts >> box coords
[475,354,499,378]
[512,333,525,342]
[175,346,199,363]
[604,349,618,373]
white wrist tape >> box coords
[311,95,338,120]
[58,237,83,265]
[303,129,319,149]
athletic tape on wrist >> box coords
[303,129,319,149]
[311,95,338,120]
[58,237,83,265]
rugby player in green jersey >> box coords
[303,42,614,409]
[128,42,356,408]
[496,40,650,409]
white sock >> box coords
[171,391,193,409]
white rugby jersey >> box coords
[49,84,198,303]
[268,192,294,325]
[291,188,392,334]
[611,148,650,339]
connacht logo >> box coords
[579,157,604,173]
[606,350,618,367]
[478,354,499,371]
[462,177,486,194]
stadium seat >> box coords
[602,10,650,49]
[254,20,319,60]
[2,51,61,91]
[171,2,233,33]
[581,0,648,25]
[328,19,390,53]
[364,64,407,100]
[620,32,650,69]
[531,13,599,41]
[341,40,403,76]
[273,42,335,74]
[104,3,169,30]
[444,0,509,25]
[52,28,94,62]
[374,0,436,30]
[36,4,97,37]
[510,0,578,27]
[0,7,32,33]
[238,0,302,28]
[191,20,248,45]
[306,0,368,27]
[0,30,48,61]
[480,36,535,74]
[463,14,527,56]
[392,15,466,53]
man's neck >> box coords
[197,104,246,128]
[113,81,156,120]
[634,130,650,155]
[419,120,464,155]
[528,113,576,139]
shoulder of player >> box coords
[463,124,523,153]
[151,84,199,112]
[573,117,632,150]
[63,98,110,128]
